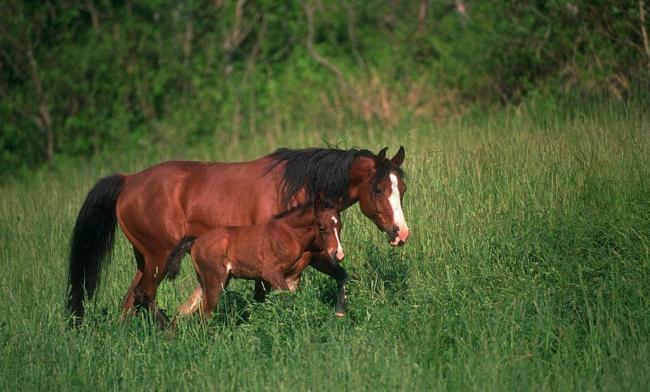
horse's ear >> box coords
[377,147,388,161]
[391,146,405,166]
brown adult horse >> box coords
[165,195,344,322]
[67,146,409,324]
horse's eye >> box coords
[374,188,383,194]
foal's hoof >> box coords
[335,311,345,318]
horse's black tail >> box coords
[67,174,125,325]
[166,236,197,280]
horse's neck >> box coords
[346,155,375,206]
[278,210,317,250]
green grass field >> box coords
[1,103,649,390]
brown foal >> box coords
[165,196,344,320]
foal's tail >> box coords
[67,174,125,324]
[166,236,197,280]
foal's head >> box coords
[313,195,344,262]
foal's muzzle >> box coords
[330,250,345,262]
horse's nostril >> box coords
[397,240,405,246]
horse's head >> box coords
[313,195,344,262]
[355,146,410,246]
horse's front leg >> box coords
[254,280,272,302]
[309,252,348,317]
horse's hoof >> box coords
[335,311,345,317]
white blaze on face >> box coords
[331,217,345,261]
[388,173,409,245]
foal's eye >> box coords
[374,187,383,194]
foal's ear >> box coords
[313,193,325,211]
[335,196,344,210]
[376,147,388,161]
[391,146,405,166]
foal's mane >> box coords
[267,147,372,206]
[272,197,338,220]
[272,203,312,219]
[267,147,405,207]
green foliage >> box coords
[1,1,648,176]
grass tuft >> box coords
[1,103,648,390]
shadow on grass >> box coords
[362,245,410,296]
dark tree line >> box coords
[1,0,648,174]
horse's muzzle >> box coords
[388,225,409,246]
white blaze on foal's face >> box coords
[331,217,344,261]
[388,173,409,245]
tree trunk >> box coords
[345,4,367,69]
[303,4,353,100]
[416,0,430,37]
[27,45,54,167]
[640,0,650,66]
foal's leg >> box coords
[266,271,290,291]
[285,254,311,292]
[200,267,228,320]
[310,252,348,317]
[180,274,268,313]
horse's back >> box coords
[121,158,271,190]
[115,156,283,257]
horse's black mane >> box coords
[267,147,404,207]
[267,147,366,206]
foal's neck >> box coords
[279,209,318,250]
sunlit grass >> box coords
[1,102,649,390]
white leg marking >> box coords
[178,287,203,315]
[331,217,344,260]
[286,277,300,292]
[389,173,409,244]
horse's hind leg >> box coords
[121,247,144,320]
[133,253,170,328]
